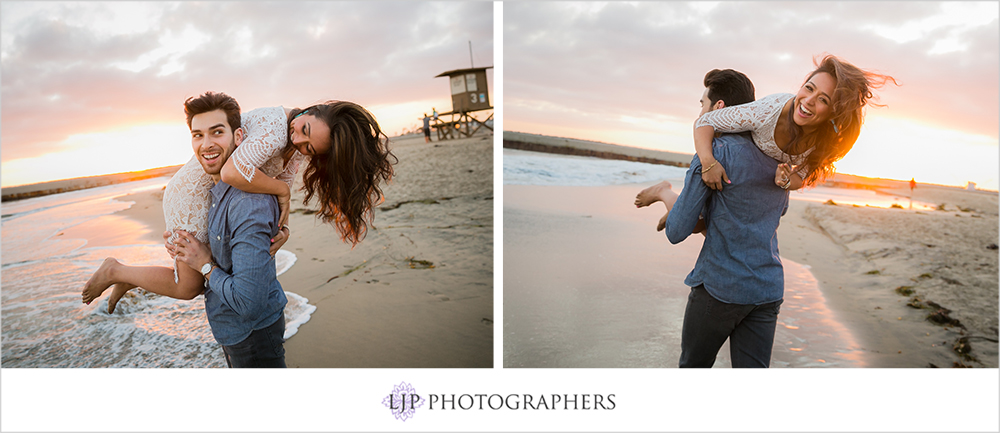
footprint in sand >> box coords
[426,290,449,301]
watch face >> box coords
[201,263,212,275]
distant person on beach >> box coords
[432,107,438,120]
[82,91,396,322]
[422,113,432,143]
[910,178,916,192]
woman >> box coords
[698,54,896,191]
[81,92,396,313]
[637,55,896,221]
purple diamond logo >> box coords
[382,381,424,421]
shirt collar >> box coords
[210,180,232,202]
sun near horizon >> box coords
[0,98,458,190]
[504,110,1000,192]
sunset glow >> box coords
[504,1,999,190]
[504,107,1000,191]
[838,114,999,189]
[1,2,493,188]
[2,124,192,187]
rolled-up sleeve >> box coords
[207,194,278,318]
[665,155,713,244]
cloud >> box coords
[504,1,998,141]
[1,1,493,169]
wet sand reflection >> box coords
[771,259,867,368]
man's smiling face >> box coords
[190,109,241,178]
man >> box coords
[646,69,789,368]
[636,69,757,232]
[421,113,432,143]
[173,91,288,368]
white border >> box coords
[493,0,505,372]
[2,369,999,431]
[3,3,1000,433]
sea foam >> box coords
[2,180,317,367]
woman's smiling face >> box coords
[289,113,332,156]
[793,71,836,131]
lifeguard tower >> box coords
[432,66,493,140]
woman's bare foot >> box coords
[657,211,669,232]
[635,181,673,208]
[107,283,137,314]
[82,257,120,305]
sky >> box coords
[504,1,1000,190]
[0,1,493,188]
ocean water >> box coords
[1,177,315,368]
[503,148,936,209]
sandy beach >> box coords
[110,132,494,367]
[778,185,998,367]
[504,158,997,368]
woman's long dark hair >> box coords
[783,54,898,186]
[289,101,396,246]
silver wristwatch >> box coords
[200,262,215,276]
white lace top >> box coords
[694,93,812,178]
[162,106,307,281]
[232,106,307,189]
[163,106,306,244]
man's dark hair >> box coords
[184,91,241,132]
[704,69,755,107]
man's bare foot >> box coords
[635,181,673,208]
[82,257,119,305]
[657,211,669,232]
[107,283,136,314]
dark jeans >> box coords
[221,314,286,368]
[679,285,782,368]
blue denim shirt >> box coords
[204,181,287,346]
[664,133,789,305]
